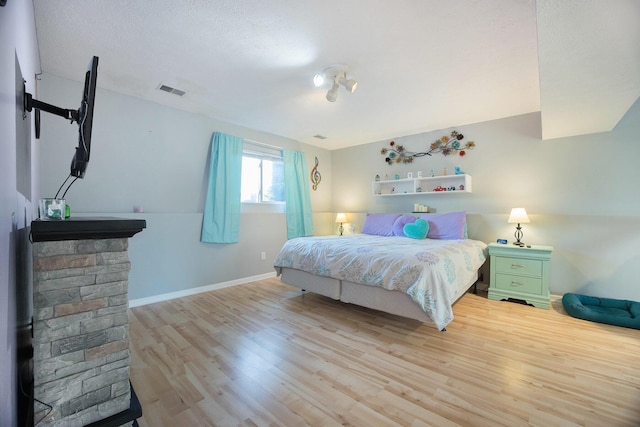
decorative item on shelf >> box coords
[417,171,423,178]
[413,203,429,212]
[384,173,389,180]
[459,184,465,190]
[416,186,422,192]
[430,169,435,177]
[380,130,476,165]
[335,213,347,236]
[407,172,413,179]
[38,198,65,220]
[310,156,321,190]
[455,165,463,175]
[375,174,380,182]
[394,174,400,180]
[508,208,530,247]
[443,167,448,176]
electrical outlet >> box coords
[261,251,266,260]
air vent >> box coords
[313,134,327,140]
[158,84,186,96]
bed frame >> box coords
[280,267,478,326]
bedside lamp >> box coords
[508,208,530,247]
[335,213,347,236]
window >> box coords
[241,145,285,203]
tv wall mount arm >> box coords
[23,81,79,139]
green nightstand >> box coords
[487,243,553,309]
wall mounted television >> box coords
[24,56,99,185]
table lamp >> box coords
[508,208,529,247]
[336,213,346,236]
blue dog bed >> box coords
[562,293,640,329]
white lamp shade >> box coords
[326,82,339,102]
[338,76,358,93]
[335,213,347,223]
[508,208,530,224]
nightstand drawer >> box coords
[495,256,542,277]
[495,274,542,295]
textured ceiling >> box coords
[33,0,640,150]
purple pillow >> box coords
[361,213,401,236]
[418,211,467,240]
[392,214,417,236]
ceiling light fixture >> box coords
[326,81,339,102]
[336,70,358,93]
[314,65,358,102]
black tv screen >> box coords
[70,56,99,178]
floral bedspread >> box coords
[274,234,487,329]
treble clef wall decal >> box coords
[310,156,321,191]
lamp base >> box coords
[513,224,524,247]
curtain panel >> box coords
[283,149,314,239]
[201,132,244,243]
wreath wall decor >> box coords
[381,130,476,165]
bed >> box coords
[274,212,487,330]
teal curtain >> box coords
[201,132,244,243]
[283,149,314,239]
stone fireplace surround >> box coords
[31,218,145,426]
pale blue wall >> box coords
[1,1,41,424]
[37,72,640,303]
[32,12,640,307]
[37,74,333,301]
[331,101,640,300]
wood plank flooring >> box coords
[129,278,640,426]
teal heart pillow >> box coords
[403,218,429,239]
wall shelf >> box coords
[372,174,472,196]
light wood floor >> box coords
[129,278,640,426]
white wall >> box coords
[1,1,41,424]
[332,103,640,300]
[37,74,333,300]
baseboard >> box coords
[550,293,563,303]
[128,272,277,308]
